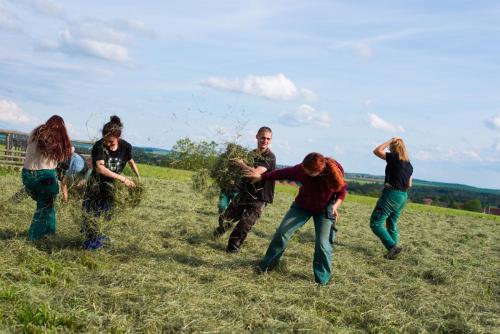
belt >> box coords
[384,183,407,192]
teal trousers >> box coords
[218,190,238,213]
[370,188,408,250]
[260,202,336,285]
[22,169,59,241]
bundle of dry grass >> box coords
[209,143,255,192]
[113,179,145,209]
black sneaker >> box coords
[385,246,402,260]
[213,227,224,239]
[226,244,240,254]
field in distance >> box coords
[0,164,498,333]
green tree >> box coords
[463,199,482,212]
[163,137,218,171]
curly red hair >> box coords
[302,152,346,191]
[31,115,72,162]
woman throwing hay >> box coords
[82,115,140,250]
[246,152,346,285]
[370,137,413,260]
[22,115,73,241]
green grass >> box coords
[0,165,498,333]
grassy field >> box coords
[0,165,498,333]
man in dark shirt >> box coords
[214,126,276,253]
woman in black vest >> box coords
[370,137,413,259]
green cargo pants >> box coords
[22,169,59,241]
[370,188,408,250]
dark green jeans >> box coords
[370,188,408,250]
[22,169,59,241]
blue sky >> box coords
[1,0,500,189]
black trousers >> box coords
[218,197,265,252]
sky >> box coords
[1,0,500,189]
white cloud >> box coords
[18,0,64,17]
[59,28,129,62]
[0,100,31,124]
[0,5,21,31]
[332,27,446,59]
[367,113,404,133]
[201,73,316,101]
[352,42,374,58]
[484,113,500,130]
[414,150,433,161]
[279,104,331,128]
[462,150,482,161]
[43,19,152,62]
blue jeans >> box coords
[260,202,337,284]
[22,169,59,241]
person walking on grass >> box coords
[213,127,276,253]
[370,137,413,260]
[22,115,72,241]
[245,152,346,285]
[82,115,140,250]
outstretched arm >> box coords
[373,138,399,160]
[128,159,140,178]
[233,159,267,175]
[95,160,135,188]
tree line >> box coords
[131,137,497,214]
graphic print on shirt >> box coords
[107,157,123,173]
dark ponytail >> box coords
[102,115,123,138]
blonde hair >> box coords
[390,139,410,162]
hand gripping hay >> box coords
[209,143,255,192]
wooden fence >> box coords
[0,129,93,168]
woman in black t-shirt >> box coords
[82,115,140,250]
[370,137,413,260]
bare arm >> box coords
[61,176,69,202]
[408,176,413,188]
[373,138,399,160]
[95,160,135,187]
[331,198,343,222]
[233,159,267,175]
[128,159,140,178]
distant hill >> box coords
[345,172,500,194]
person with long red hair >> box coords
[22,115,72,240]
[245,152,347,285]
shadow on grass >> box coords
[337,241,377,257]
[34,234,84,253]
[0,228,27,240]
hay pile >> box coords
[73,177,146,237]
[191,143,257,198]
[209,143,254,192]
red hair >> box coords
[302,152,346,191]
[31,115,72,162]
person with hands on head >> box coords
[213,126,276,254]
[246,152,347,285]
[370,137,413,260]
[22,115,73,241]
[81,115,140,250]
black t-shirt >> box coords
[90,138,132,189]
[385,152,413,190]
[239,149,276,204]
